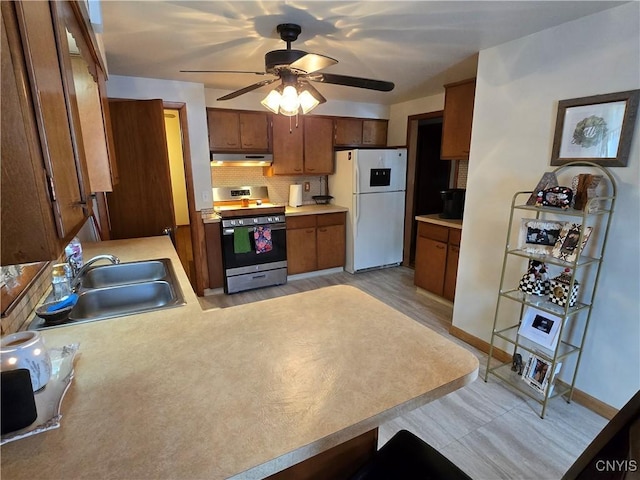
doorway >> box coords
[402,112,452,267]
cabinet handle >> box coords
[305,229,314,233]
[436,244,445,250]
[294,168,302,172]
[319,228,326,232]
[307,167,315,171]
[244,142,253,146]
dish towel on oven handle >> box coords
[254,225,273,254]
[233,226,252,254]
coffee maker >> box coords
[440,189,466,219]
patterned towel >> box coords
[254,226,272,254]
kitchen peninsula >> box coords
[1,237,478,479]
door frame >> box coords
[96,100,209,295]
[402,110,444,267]
[162,101,209,296]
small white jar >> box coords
[1,331,52,391]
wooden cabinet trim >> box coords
[417,222,449,242]
[286,215,317,229]
[449,228,462,246]
[316,212,346,227]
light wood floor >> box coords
[198,266,608,480]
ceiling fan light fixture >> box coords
[298,89,319,115]
[260,89,282,114]
[279,85,300,116]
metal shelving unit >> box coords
[484,162,616,418]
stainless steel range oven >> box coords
[220,213,287,294]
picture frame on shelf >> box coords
[550,89,640,167]
[526,172,558,206]
[522,353,562,395]
[551,223,593,263]
[518,219,566,255]
[518,306,562,350]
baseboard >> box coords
[448,325,618,420]
[287,267,343,282]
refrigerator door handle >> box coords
[354,162,360,194]
[354,194,360,239]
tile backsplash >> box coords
[211,166,328,205]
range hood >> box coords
[210,153,273,167]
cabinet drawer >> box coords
[449,228,461,246]
[417,222,449,243]
[286,215,316,229]
[317,212,346,227]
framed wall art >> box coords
[518,306,562,350]
[518,219,566,255]
[551,223,593,263]
[550,89,639,167]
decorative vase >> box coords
[1,331,52,391]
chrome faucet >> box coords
[71,254,120,290]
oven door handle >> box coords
[223,224,287,235]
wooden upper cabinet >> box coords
[2,1,89,264]
[334,118,362,146]
[271,114,304,174]
[335,117,388,147]
[441,78,476,160]
[362,119,388,146]
[207,108,269,152]
[303,116,334,174]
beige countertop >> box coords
[415,213,463,229]
[202,204,348,223]
[1,236,478,479]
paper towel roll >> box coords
[289,184,303,207]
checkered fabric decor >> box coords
[550,282,579,307]
[518,277,550,296]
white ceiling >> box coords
[100,1,625,105]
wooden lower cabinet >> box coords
[286,213,317,275]
[204,222,224,289]
[414,222,461,301]
[286,212,346,275]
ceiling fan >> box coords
[181,23,394,115]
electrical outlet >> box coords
[304,182,311,192]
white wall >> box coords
[454,3,640,409]
[387,93,445,146]
[105,76,212,211]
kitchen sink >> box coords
[67,281,184,323]
[78,259,169,289]
[29,258,186,330]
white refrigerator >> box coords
[329,148,407,273]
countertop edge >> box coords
[415,214,463,229]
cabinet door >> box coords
[16,2,88,237]
[304,116,334,174]
[272,114,304,174]
[362,119,388,146]
[204,223,223,289]
[239,111,269,151]
[414,235,447,296]
[334,118,363,146]
[441,79,475,159]
[317,224,345,270]
[443,244,459,302]
[207,109,240,150]
[1,2,60,264]
[286,227,317,274]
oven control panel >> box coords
[222,215,284,228]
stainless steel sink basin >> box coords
[29,258,186,330]
[78,259,169,289]
[68,281,184,323]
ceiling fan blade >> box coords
[299,80,326,104]
[217,78,279,101]
[289,53,338,74]
[307,73,394,92]
[180,70,267,75]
